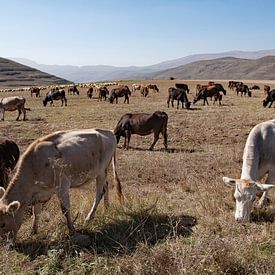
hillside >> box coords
[147,56,275,80]
[11,49,275,82]
[0,57,71,88]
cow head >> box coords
[222,177,274,222]
[0,187,20,242]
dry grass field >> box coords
[0,80,274,274]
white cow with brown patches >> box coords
[223,119,275,222]
[0,128,124,243]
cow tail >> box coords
[112,150,124,204]
[162,112,168,148]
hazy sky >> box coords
[1,0,275,66]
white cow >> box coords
[223,119,275,222]
[0,96,30,121]
[0,128,124,242]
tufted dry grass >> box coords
[0,79,274,274]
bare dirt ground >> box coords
[0,80,274,274]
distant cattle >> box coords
[114,111,168,150]
[140,86,149,97]
[30,87,41,97]
[193,84,226,105]
[109,85,131,104]
[146,84,159,93]
[228,81,243,91]
[98,86,109,101]
[132,84,141,93]
[236,83,251,97]
[250,85,260,90]
[68,86,80,95]
[167,87,191,109]
[87,87,93,99]
[175,83,189,94]
[0,128,124,242]
[263,89,275,107]
[43,90,67,107]
[0,96,30,121]
[0,139,20,188]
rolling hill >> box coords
[11,49,275,82]
[0,57,71,88]
[147,56,275,80]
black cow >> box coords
[0,139,20,188]
[43,90,67,107]
[114,111,168,150]
[175,83,189,93]
[167,87,191,109]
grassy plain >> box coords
[0,80,274,274]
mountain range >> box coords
[0,58,71,88]
[11,49,275,82]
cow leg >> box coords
[103,180,110,210]
[16,110,21,121]
[125,130,131,149]
[85,173,107,221]
[64,98,67,106]
[56,181,74,233]
[1,110,4,120]
[149,132,160,150]
[269,101,273,108]
[31,203,42,235]
[22,109,26,120]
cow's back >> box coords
[26,129,117,188]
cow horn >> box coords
[0,187,5,199]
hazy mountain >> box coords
[11,49,275,82]
[147,56,275,80]
[0,57,71,88]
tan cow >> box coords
[0,128,124,243]
[0,96,30,121]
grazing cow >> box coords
[0,96,30,121]
[0,139,20,188]
[87,87,93,99]
[0,128,124,242]
[43,90,67,107]
[222,120,275,222]
[228,81,243,91]
[263,89,275,107]
[167,87,191,109]
[132,84,141,93]
[68,86,80,95]
[98,86,109,101]
[264,85,271,95]
[109,85,131,104]
[250,85,260,90]
[193,84,226,105]
[30,87,41,97]
[146,84,159,93]
[175,83,189,94]
[140,86,149,97]
[235,83,250,96]
[114,111,168,150]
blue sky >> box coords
[1,0,275,66]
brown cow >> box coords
[264,85,271,95]
[98,86,109,101]
[114,111,168,150]
[146,84,159,93]
[140,86,149,97]
[30,87,41,97]
[193,84,226,105]
[68,86,80,95]
[109,85,131,104]
[87,87,93,99]
[0,139,20,188]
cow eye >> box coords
[0,222,5,228]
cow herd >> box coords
[0,80,274,246]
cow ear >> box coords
[7,201,20,214]
[0,187,5,199]
[222,177,237,187]
[255,182,275,191]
